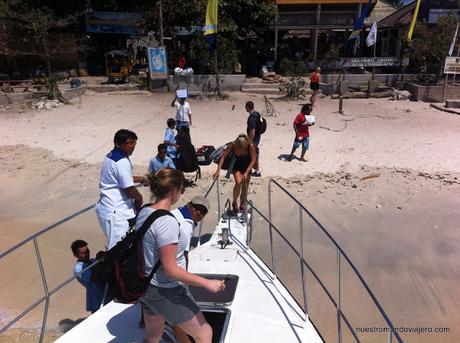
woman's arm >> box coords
[160,245,224,293]
[213,143,233,179]
[244,144,257,176]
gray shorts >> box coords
[140,284,200,326]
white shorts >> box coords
[98,212,131,248]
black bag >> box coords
[256,116,267,135]
[196,145,215,166]
[95,209,173,303]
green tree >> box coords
[0,1,87,76]
[409,13,459,76]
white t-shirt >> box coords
[95,148,135,220]
[137,207,183,288]
[171,206,196,270]
[174,101,191,123]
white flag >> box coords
[366,22,378,47]
[448,23,459,56]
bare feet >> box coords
[287,155,294,162]
[232,201,238,213]
[299,157,307,162]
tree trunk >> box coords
[42,32,51,76]
[214,50,221,97]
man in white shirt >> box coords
[171,96,192,129]
[96,129,146,248]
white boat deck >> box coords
[56,213,323,343]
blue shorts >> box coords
[176,121,190,129]
[293,137,309,150]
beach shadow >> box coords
[277,154,294,162]
[58,317,86,333]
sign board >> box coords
[429,9,460,24]
[444,57,460,74]
[340,57,409,68]
[148,47,168,80]
[86,12,141,35]
[176,89,188,99]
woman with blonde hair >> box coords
[137,168,225,343]
[213,134,257,213]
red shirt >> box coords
[294,112,309,139]
[310,72,320,83]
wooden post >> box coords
[274,21,279,63]
[158,0,164,47]
[372,40,377,81]
[313,4,321,62]
[442,73,448,103]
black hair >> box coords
[167,118,176,127]
[192,204,208,215]
[245,101,254,110]
[114,129,138,146]
[158,143,167,152]
[301,104,312,114]
[71,239,87,255]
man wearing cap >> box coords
[170,195,209,343]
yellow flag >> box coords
[204,0,218,37]
[407,0,421,43]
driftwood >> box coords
[430,103,460,115]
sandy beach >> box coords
[0,90,459,342]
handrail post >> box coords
[299,205,308,316]
[387,330,393,343]
[337,249,342,343]
[268,181,276,274]
[216,179,221,220]
[33,238,49,343]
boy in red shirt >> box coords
[287,104,314,162]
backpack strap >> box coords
[136,209,176,282]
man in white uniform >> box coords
[171,96,192,129]
[96,129,146,248]
[170,195,209,343]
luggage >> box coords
[94,209,173,303]
[196,145,215,166]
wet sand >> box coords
[0,91,459,342]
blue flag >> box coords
[346,0,375,55]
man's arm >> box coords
[171,96,177,107]
[125,186,143,213]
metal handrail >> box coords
[249,203,361,342]
[264,179,403,343]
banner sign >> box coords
[86,12,141,35]
[444,57,460,74]
[148,47,168,80]
[341,57,409,68]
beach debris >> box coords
[376,204,382,209]
[32,99,60,110]
[391,89,412,101]
[360,173,380,181]
[263,95,280,117]
[396,206,402,210]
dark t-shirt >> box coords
[246,111,261,143]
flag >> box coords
[407,0,421,43]
[448,22,459,56]
[347,0,375,55]
[203,0,218,51]
[366,22,378,47]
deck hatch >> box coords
[188,274,239,307]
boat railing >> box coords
[244,179,403,343]
[0,179,222,342]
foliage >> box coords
[408,13,459,75]
[279,77,306,98]
[279,58,308,76]
[0,1,87,75]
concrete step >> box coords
[445,99,460,108]
[241,88,282,95]
[241,83,281,90]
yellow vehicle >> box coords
[105,50,133,83]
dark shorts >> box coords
[140,284,200,325]
[310,82,320,91]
